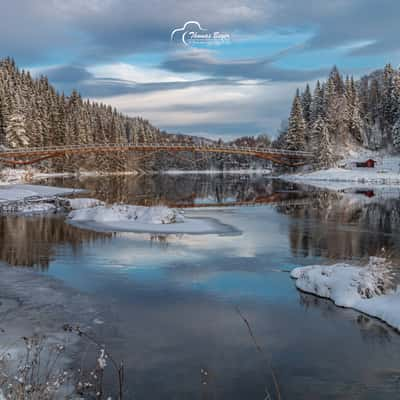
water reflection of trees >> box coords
[278,193,400,260]
[43,175,305,206]
[0,216,111,270]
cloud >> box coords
[34,65,93,83]
[5,0,400,139]
[89,78,305,137]
[1,0,400,66]
[162,49,327,81]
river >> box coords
[1,173,400,399]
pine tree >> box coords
[381,64,397,144]
[301,84,312,127]
[392,117,400,151]
[285,92,306,151]
[311,80,324,124]
[324,67,349,144]
[328,65,345,95]
[313,117,335,168]
[345,76,362,143]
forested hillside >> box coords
[277,64,400,167]
[0,58,272,172]
[0,58,165,171]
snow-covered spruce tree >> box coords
[301,84,312,128]
[324,67,349,146]
[5,113,29,148]
[392,117,400,151]
[312,117,335,168]
[284,92,307,151]
[345,76,362,144]
[391,70,400,150]
[392,121,400,151]
[311,80,324,124]
[381,64,398,145]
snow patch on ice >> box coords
[291,257,400,331]
[68,204,233,234]
[69,204,184,224]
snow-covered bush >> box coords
[0,334,71,400]
[358,256,394,298]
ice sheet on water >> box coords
[0,265,101,370]
[0,184,82,203]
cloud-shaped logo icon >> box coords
[171,21,208,46]
[171,21,230,46]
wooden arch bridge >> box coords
[0,143,313,167]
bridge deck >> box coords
[0,143,314,166]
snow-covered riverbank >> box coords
[0,184,82,203]
[0,264,102,397]
[281,153,400,191]
[291,258,400,331]
[0,167,138,186]
[282,167,400,187]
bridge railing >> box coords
[0,142,313,157]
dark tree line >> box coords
[10,57,400,172]
[0,58,165,171]
[0,58,273,172]
[277,64,400,167]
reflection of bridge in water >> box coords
[0,194,314,213]
[137,193,314,208]
[0,143,314,167]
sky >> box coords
[2,0,400,140]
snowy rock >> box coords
[60,197,105,210]
[291,258,400,331]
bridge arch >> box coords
[0,143,313,167]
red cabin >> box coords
[355,159,375,168]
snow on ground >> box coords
[0,167,138,186]
[0,184,82,203]
[283,167,400,185]
[291,258,400,331]
[0,264,102,389]
[281,152,400,190]
[68,204,234,234]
